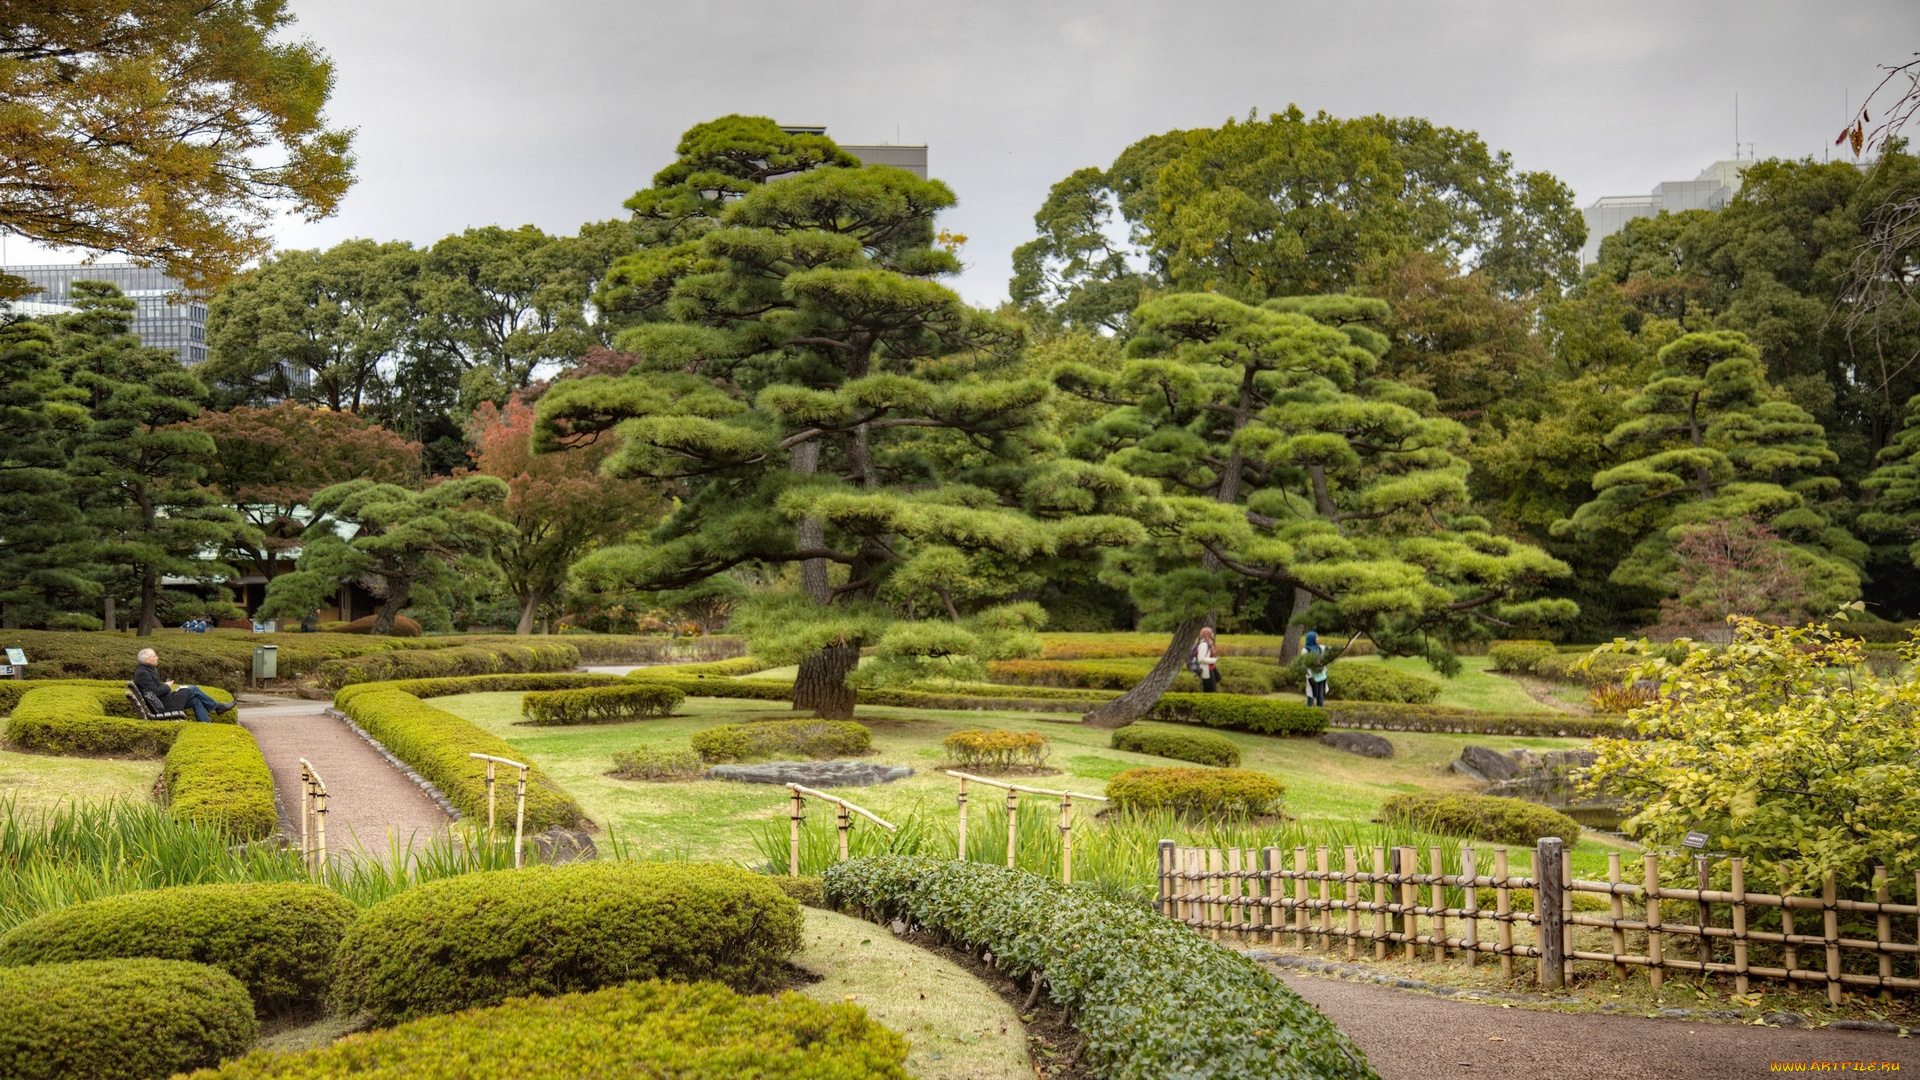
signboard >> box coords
[1682,831,1709,850]
[0,665,13,678]
[251,621,274,634]
[4,648,24,665]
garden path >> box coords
[237,696,451,859]
[1277,970,1914,1078]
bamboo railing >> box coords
[786,784,895,875]
[297,758,328,870]
[945,771,1107,884]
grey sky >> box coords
[16,1,1920,307]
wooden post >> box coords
[1535,837,1565,990]
[956,776,969,861]
[1344,846,1360,961]
[512,763,527,870]
[1875,866,1892,1000]
[1398,846,1418,961]
[1645,853,1663,990]
[836,801,851,863]
[1263,847,1282,945]
[1316,846,1332,952]
[1782,891,1797,980]
[1373,845,1390,961]
[1430,846,1448,961]
[298,762,310,860]
[484,760,497,844]
[1823,873,1843,1006]
[312,776,327,868]
[1607,852,1626,981]
[1293,847,1310,948]
[1494,847,1514,979]
[1563,846,1575,987]
[1461,847,1479,968]
[1004,786,1019,870]
[1731,857,1749,995]
[1207,847,1225,939]
[1060,794,1074,886]
[788,789,804,877]
[1695,855,1712,975]
[1157,839,1175,918]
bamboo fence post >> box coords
[1263,847,1281,943]
[1536,837,1565,990]
[1494,847,1514,979]
[298,761,310,860]
[1695,855,1712,975]
[1317,846,1332,952]
[1875,866,1892,1000]
[1430,846,1448,961]
[1344,846,1360,961]
[1399,846,1418,961]
[1607,852,1626,981]
[1004,786,1019,869]
[1157,840,1174,918]
[511,763,527,869]
[1209,847,1227,939]
[1060,794,1074,886]
[1562,846,1575,987]
[1823,873,1842,1006]
[1373,845,1390,961]
[1226,847,1243,937]
[788,788,804,876]
[1782,891,1797,979]
[1730,857,1749,995]
[1187,848,1202,925]
[836,800,852,863]
[1461,847,1479,968]
[484,759,497,843]
[1293,847,1310,948]
[1645,853,1663,991]
[956,776,969,861]
[311,770,327,868]
[1913,871,1919,986]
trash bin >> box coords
[252,645,278,681]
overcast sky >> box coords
[14,1,1920,307]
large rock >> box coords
[1458,745,1520,782]
[706,761,913,788]
[1321,731,1394,759]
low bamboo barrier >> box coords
[467,752,529,869]
[297,758,328,870]
[786,784,895,875]
[945,771,1107,885]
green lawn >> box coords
[1344,654,1546,712]
[0,748,158,813]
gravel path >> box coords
[1279,971,1915,1078]
[238,697,451,859]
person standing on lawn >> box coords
[1194,626,1220,692]
[1302,631,1329,707]
[133,648,233,723]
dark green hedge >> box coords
[1106,767,1285,816]
[824,858,1374,1080]
[316,641,582,690]
[522,682,684,725]
[336,689,583,830]
[333,672,627,707]
[1324,663,1441,704]
[692,720,872,763]
[624,674,797,702]
[1111,726,1240,768]
[0,883,355,1014]
[189,979,906,1079]
[1376,792,1582,846]
[1324,701,1630,737]
[0,678,128,716]
[0,958,257,1080]
[1148,693,1328,736]
[6,684,236,759]
[330,863,803,1025]
[163,725,277,841]
[1487,640,1556,674]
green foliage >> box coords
[192,978,907,1080]
[941,729,1049,770]
[691,720,872,763]
[163,724,276,841]
[0,321,88,630]
[991,656,1283,695]
[1376,792,1580,847]
[0,883,355,1013]
[823,857,1375,1080]
[1106,767,1285,817]
[314,640,580,689]
[336,689,583,830]
[521,683,684,725]
[330,863,804,1024]
[609,747,705,781]
[1148,693,1328,736]
[6,684,235,758]
[1486,640,1556,674]
[1323,663,1441,703]
[1532,650,1647,686]
[634,656,773,678]
[1588,617,1920,895]
[331,672,628,706]
[1110,727,1241,768]
[622,674,797,703]
[0,958,257,1080]
[1862,393,1920,572]
[1322,701,1629,737]
[0,679,128,717]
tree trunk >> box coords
[371,588,409,636]
[1281,587,1314,661]
[516,593,541,636]
[136,572,160,637]
[790,443,830,604]
[103,594,115,633]
[1081,615,1207,729]
[792,640,860,720]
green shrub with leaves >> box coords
[1322,663,1440,703]
[163,724,277,841]
[823,858,1373,1080]
[330,862,803,1024]
[620,675,798,703]
[1110,727,1240,768]
[629,656,773,679]
[1533,650,1646,686]
[0,958,257,1080]
[1106,767,1285,817]
[191,979,906,1079]
[337,689,583,830]
[1148,693,1327,736]
[315,641,581,690]
[1587,682,1656,715]
[0,679,129,716]
[941,729,1049,770]
[610,747,705,781]
[6,684,235,758]
[1376,792,1580,846]
[0,883,355,1013]
[1324,701,1629,737]
[333,673,627,708]
[989,656,1282,695]
[1487,640,1556,674]
[522,683,685,725]
[692,720,872,763]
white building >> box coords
[1580,160,1750,265]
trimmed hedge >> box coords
[1324,701,1631,737]
[0,678,128,716]
[330,863,803,1024]
[0,958,257,1080]
[315,641,582,690]
[610,747,705,780]
[627,670,1119,714]
[943,728,1049,770]
[1111,727,1240,768]
[320,614,423,636]
[337,689,583,830]
[635,656,773,678]
[0,883,355,1013]
[522,682,685,725]
[187,979,907,1080]
[332,672,627,707]
[1106,767,1285,816]
[624,674,797,703]
[164,724,278,840]
[1148,693,1328,736]
[1376,792,1581,846]
[1324,663,1441,704]
[6,684,236,758]
[988,656,1284,695]
[1487,640,1556,674]
[824,858,1373,1080]
[692,720,872,763]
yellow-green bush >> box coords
[1323,663,1440,703]
[610,747,704,781]
[1487,640,1556,674]
[1148,693,1327,735]
[315,641,582,690]
[1110,727,1240,767]
[1376,792,1580,846]
[0,958,257,1080]
[6,684,235,758]
[1105,767,1285,816]
[0,883,355,1013]
[522,682,684,725]
[941,728,1049,770]
[329,863,803,1024]
[333,672,627,707]
[1533,650,1645,686]
[186,979,906,1079]
[163,725,277,841]
[629,656,772,678]
[692,720,872,763]
[0,678,128,716]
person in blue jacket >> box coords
[1302,631,1329,707]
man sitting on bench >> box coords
[133,648,232,723]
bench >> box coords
[126,681,188,721]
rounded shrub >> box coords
[0,958,257,1080]
[1148,693,1326,735]
[691,719,872,763]
[1487,640,1556,675]
[1105,767,1285,816]
[941,728,1049,770]
[188,979,907,1079]
[522,682,685,725]
[1324,663,1441,703]
[0,883,356,1013]
[1376,791,1581,846]
[1110,726,1240,767]
[330,861,804,1024]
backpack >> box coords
[1185,644,1202,675]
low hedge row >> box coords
[1376,792,1582,847]
[1324,701,1631,737]
[692,720,872,763]
[330,863,803,1024]
[315,641,582,690]
[627,671,1118,714]
[0,883,355,1014]
[621,674,797,703]
[1111,726,1240,768]
[987,656,1284,696]
[0,678,128,716]
[610,747,705,781]
[1106,767,1285,816]
[1148,693,1328,736]
[163,724,278,841]
[1323,663,1440,704]
[332,672,627,707]
[824,858,1374,1080]
[638,656,773,678]
[1033,632,1298,660]
[336,689,583,830]
[522,683,685,725]
[188,979,907,1080]
[0,958,257,1080]
[6,684,237,758]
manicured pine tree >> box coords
[0,319,90,627]
[1861,393,1920,572]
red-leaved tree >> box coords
[1644,518,1815,643]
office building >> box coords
[1580,160,1749,264]
[780,126,928,178]
[3,262,207,363]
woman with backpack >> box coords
[1191,627,1220,692]
[1302,630,1329,707]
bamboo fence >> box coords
[297,758,328,870]
[786,783,895,875]
[944,771,1107,884]
[1161,839,1920,1000]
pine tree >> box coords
[0,318,89,627]
[1861,393,1920,571]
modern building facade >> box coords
[780,125,928,178]
[1580,160,1749,264]
[3,262,207,363]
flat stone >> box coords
[1321,730,1394,758]
[1459,745,1520,782]
[706,760,914,787]
[1449,759,1490,782]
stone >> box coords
[532,827,597,864]
[705,760,914,787]
[1459,745,1520,782]
[1320,730,1394,758]
[1449,759,1489,782]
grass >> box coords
[0,748,158,812]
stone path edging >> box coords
[324,707,464,822]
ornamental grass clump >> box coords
[1110,727,1240,768]
[0,958,257,1080]
[522,683,685,725]
[691,720,872,763]
[610,747,705,781]
[1375,792,1580,847]
[941,728,1049,771]
[1105,767,1285,817]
